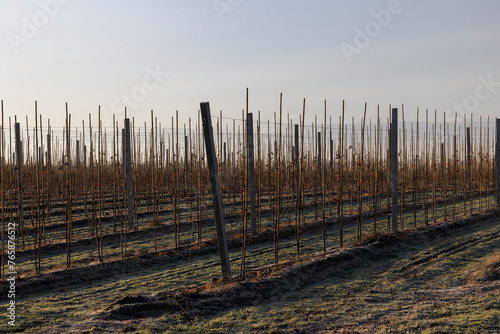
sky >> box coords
[0,0,499,131]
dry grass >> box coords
[468,251,500,282]
[2,210,500,333]
[96,211,500,332]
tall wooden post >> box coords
[318,131,326,250]
[223,142,228,195]
[247,113,257,235]
[453,117,457,219]
[122,128,126,177]
[466,126,471,213]
[185,135,189,191]
[14,122,24,248]
[124,118,135,230]
[35,104,41,273]
[76,139,80,179]
[83,139,87,218]
[0,101,3,279]
[294,123,300,256]
[496,118,500,206]
[466,127,471,180]
[166,148,169,178]
[317,132,322,188]
[390,108,398,233]
[294,124,300,205]
[65,106,73,267]
[47,131,52,225]
[200,102,231,280]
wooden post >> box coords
[317,132,322,189]
[432,112,437,223]
[185,134,189,191]
[496,118,500,206]
[275,94,283,264]
[257,112,262,231]
[374,108,380,232]
[414,109,419,228]
[466,126,471,213]
[47,131,52,227]
[153,113,159,252]
[294,124,300,204]
[390,108,398,233]
[0,101,3,279]
[65,106,73,267]
[247,113,257,235]
[122,128,126,177]
[82,121,87,219]
[400,106,405,230]
[425,110,429,224]
[241,109,248,276]
[453,114,457,219]
[97,108,103,262]
[339,102,344,246]
[34,103,41,273]
[175,111,180,248]
[14,122,24,249]
[124,118,134,230]
[294,123,300,256]
[357,104,367,242]
[441,138,447,221]
[166,148,169,179]
[223,142,228,196]
[76,139,80,186]
[200,102,231,280]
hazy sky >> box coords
[1,0,499,130]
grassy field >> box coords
[13,189,491,277]
[1,204,499,333]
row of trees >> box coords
[0,98,499,279]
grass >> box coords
[141,213,500,334]
[14,189,493,277]
[1,208,499,333]
[1,192,499,333]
